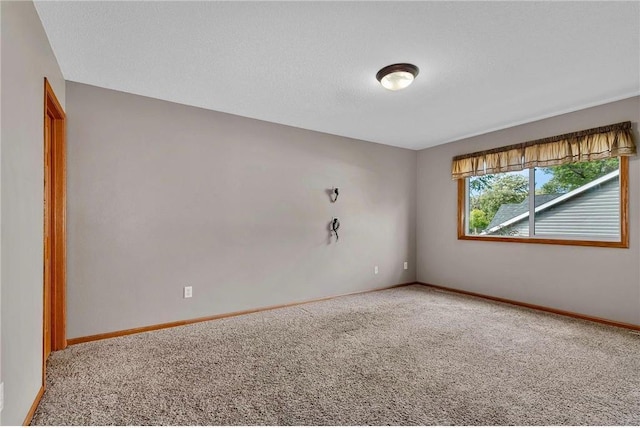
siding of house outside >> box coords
[493,178,619,237]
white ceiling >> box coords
[35,1,640,150]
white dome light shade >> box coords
[380,71,414,91]
[376,63,419,91]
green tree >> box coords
[539,158,619,194]
[469,209,489,234]
[471,174,528,222]
[469,174,495,193]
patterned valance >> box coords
[451,121,636,180]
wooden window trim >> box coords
[457,156,629,248]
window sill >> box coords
[457,234,628,248]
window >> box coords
[453,121,634,248]
[461,158,627,246]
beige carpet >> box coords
[32,284,640,425]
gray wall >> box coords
[417,96,640,325]
[0,1,66,425]
[66,82,417,339]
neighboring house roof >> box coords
[486,194,561,230]
[482,170,619,235]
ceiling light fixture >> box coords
[376,63,419,91]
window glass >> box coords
[533,159,620,239]
[467,170,529,236]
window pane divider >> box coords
[528,168,535,237]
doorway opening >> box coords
[43,78,67,378]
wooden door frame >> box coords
[43,78,67,373]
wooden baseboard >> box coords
[417,282,640,332]
[22,385,45,426]
[68,282,417,345]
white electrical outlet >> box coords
[0,382,4,413]
[374,266,379,275]
[183,286,193,299]
[404,261,409,270]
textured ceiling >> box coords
[35,1,640,150]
